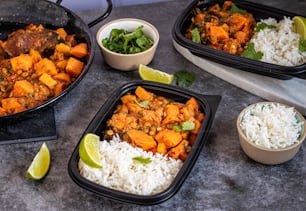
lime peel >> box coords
[293,16,306,40]
[26,142,51,180]
[79,133,102,168]
[138,64,174,84]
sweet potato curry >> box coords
[104,86,205,161]
[0,24,89,116]
[185,1,256,55]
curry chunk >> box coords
[104,86,205,161]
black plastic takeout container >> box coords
[172,0,306,80]
[68,81,221,205]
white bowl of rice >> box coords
[237,102,306,165]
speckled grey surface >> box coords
[1,1,306,210]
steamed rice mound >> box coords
[250,17,306,66]
[78,135,183,195]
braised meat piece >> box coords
[0,24,63,57]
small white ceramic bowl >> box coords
[96,18,159,71]
[236,102,306,165]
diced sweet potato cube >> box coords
[127,129,157,151]
[70,43,88,58]
[229,13,247,31]
[210,26,229,40]
[56,28,67,40]
[54,83,66,96]
[65,57,84,76]
[157,142,167,155]
[155,129,182,148]
[29,48,42,63]
[167,140,189,161]
[34,58,58,76]
[135,86,154,101]
[121,94,137,104]
[53,72,71,83]
[1,98,26,113]
[55,43,71,54]
[11,80,34,97]
[10,54,33,72]
[39,73,57,89]
[162,104,181,124]
[55,60,67,70]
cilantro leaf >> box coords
[133,156,152,164]
[135,99,150,108]
[255,22,276,32]
[241,42,263,60]
[191,27,201,43]
[174,69,196,87]
[299,39,306,52]
[172,121,195,132]
[230,4,247,14]
[102,25,153,54]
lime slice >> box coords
[293,16,306,40]
[79,133,102,168]
[138,64,174,84]
[26,142,51,180]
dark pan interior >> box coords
[0,0,95,122]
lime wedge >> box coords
[293,16,306,40]
[26,142,50,180]
[79,133,102,168]
[138,64,174,84]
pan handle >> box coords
[56,0,112,28]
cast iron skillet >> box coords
[0,0,112,122]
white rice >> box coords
[250,17,306,66]
[240,103,304,149]
[78,135,183,195]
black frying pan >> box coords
[0,0,112,121]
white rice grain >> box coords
[78,135,183,195]
[250,17,306,66]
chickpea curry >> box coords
[104,86,205,161]
[185,1,256,55]
[0,24,89,116]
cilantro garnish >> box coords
[299,39,306,52]
[241,42,263,60]
[191,27,201,44]
[174,69,196,87]
[135,99,150,108]
[230,4,247,14]
[132,156,152,164]
[255,22,276,32]
[102,26,153,54]
[173,121,195,132]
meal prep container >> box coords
[172,0,306,80]
[0,0,112,122]
[68,81,221,205]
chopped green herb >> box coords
[135,99,150,108]
[230,4,247,14]
[255,22,276,32]
[191,27,201,43]
[132,156,152,164]
[102,26,154,54]
[299,39,306,52]
[173,121,195,132]
[174,69,196,87]
[241,42,263,60]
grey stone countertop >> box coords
[1,0,306,210]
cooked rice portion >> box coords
[78,135,183,195]
[250,17,306,66]
[240,103,304,149]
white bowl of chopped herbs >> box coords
[96,18,159,71]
